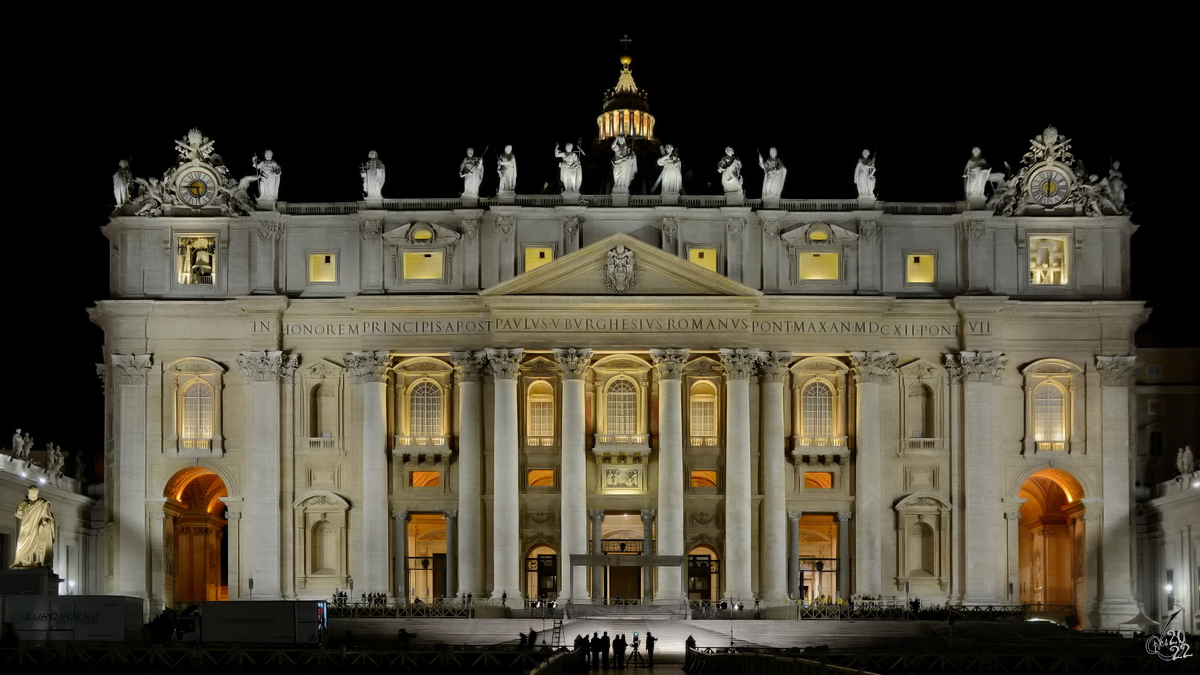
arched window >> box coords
[606,380,638,435]
[802,381,833,437]
[690,381,718,444]
[309,383,339,439]
[182,381,214,447]
[1033,382,1065,443]
[409,381,443,437]
[527,380,555,441]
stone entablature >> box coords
[103,207,1135,301]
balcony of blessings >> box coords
[258,317,988,338]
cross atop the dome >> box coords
[620,34,632,50]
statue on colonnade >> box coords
[555,142,583,193]
[459,147,484,197]
[854,149,877,198]
[497,145,517,193]
[718,147,743,195]
[361,150,386,199]
[12,485,55,569]
[252,150,282,202]
[758,147,787,200]
[963,147,991,200]
[656,144,682,194]
[611,134,636,190]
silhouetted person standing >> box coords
[645,632,656,666]
[601,631,610,668]
[592,632,601,667]
[613,633,626,668]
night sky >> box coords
[8,23,1190,474]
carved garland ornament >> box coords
[553,348,592,380]
[725,216,747,239]
[495,215,516,239]
[562,216,580,239]
[461,218,479,240]
[359,219,383,240]
[859,221,881,242]
[661,216,678,239]
[257,218,285,242]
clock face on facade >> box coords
[1029,169,1070,207]
[177,169,218,208]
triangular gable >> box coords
[481,233,762,297]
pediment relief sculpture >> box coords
[384,222,462,246]
[781,222,859,247]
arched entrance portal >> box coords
[525,544,558,602]
[163,468,228,607]
[687,545,719,602]
[1018,469,1086,621]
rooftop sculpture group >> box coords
[115,125,1129,218]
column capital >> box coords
[442,509,458,520]
[943,351,1007,384]
[346,351,391,383]
[787,511,802,522]
[1004,511,1022,521]
[111,354,153,385]
[226,510,242,521]
[588,509,605,521]
[640,508,656,521]
[760,351,793,383]
[836,511,852,522]
[1095,355,1138,387]
[719,348,760,380]
[485,348,523,380]
[95,363,106,388]
[237,350,289,383]
[553,348,592,380]
[392,510,410,521]
[650,348,689,380]
[849,351,898,384]
[450,351,488,383]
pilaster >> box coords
[849,351,897,596]
[719,348,758,601]
[346,351,391,594]
[450,351,486,596]
[487,348,523,599]
[554,348,592,602]
[1093,355,1140,626]
[760,352,791,603]
[111,353,153,601]
[650,348,688,603]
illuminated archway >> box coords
[525,544,558,601]
[687,544,720,602]
[163,467,228,606]
[1018,469,1086,622]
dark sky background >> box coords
[7,23,1191,477]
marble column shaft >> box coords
[641,509,656,599]
[1095,356,1139,612]
[760,352,791,603]
[947,351,1006,605]
[444,510,458,600]
[720,348,758,601]
[111,354,153,600]
[451,353,485,596]
[238,350,292,600]
[394,511,409,600]
[850,352,896,597]
[651,349,688,603]
[590,509,605,601]
[347,351,391,594]
[836,511,851,598]
[554,348,591,602]
[487,348,523,599]
[788,511,802,600]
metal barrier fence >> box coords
[0,644,575,671]
[688,648,878,674]
[686,602,1071,622]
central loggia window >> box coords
[177,235,216,285]
[1029,235,1069,285]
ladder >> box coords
[551,619,564,647]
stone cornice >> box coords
[486,348,523,380]
[111,354,153,385]
[553,348,592,380]
[650,349,689,381]
[1095,355,1138,387]
[850,351,898,384]
[719,348,760,380]
[345,351,391,383]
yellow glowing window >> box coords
[691,470,718,488]
[527,469,555,488]
[525,247,554,272]
[804,472,834,489]
[411,471,440,487]
[1029,235,1069,285]
[689,247,718,272]
[808,230,829,242]
[906,253,935,284]
[309,253,338,283]
[411,228,434,241]
[799,252,839,280]
[403,251,444,280]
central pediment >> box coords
[480,233,761,297]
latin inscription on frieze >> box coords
[254,317,988,338]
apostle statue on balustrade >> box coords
[718,147,743,195]
[459,147,484,198]
[361,150,386,199]
[759,147,787,201]
[555,142,583,193]
[611,135,636,190]
[854,149,877,198]
[657,144,682,194]
[13,485,55,569]
[963,147,991,200]
[113,160,134,207]
[497,145,517,193]
[253,150,282,202]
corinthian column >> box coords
[759,352,791,603]
[450,352,486,597]
[347,351,391,594]
[237,351,296,600]
[849,351,897,597]
[945,351,1006,605]
[486,348,523,600]
[111,354,153,600]
[650,349,688,604]
[720,348,760,602]
[1093,355,1140,625]
[554,348,592,602]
